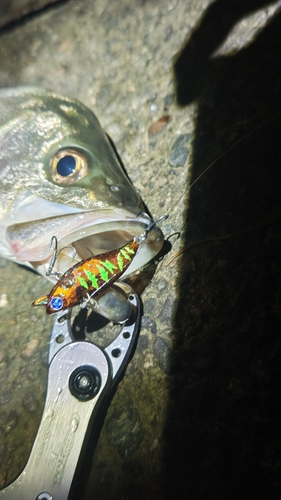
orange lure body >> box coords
[32,239,139,314]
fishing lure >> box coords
[32,214,168,314]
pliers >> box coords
[0,282,141,500]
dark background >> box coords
[164,1,281,498]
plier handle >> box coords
[0,283,140,500]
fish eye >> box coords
[57,155,76,176]
[49,148,89,184]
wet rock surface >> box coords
[1,0,281,498]
[106,402,144,459]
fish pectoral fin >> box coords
[32,295,49,307]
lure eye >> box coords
[50,296,64,311]
[49,148,89,184]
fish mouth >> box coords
[6,208,164,281]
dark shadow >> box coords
[163,1,281,499]
[0,0,70,34]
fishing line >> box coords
[163,109,281,263]
[167,109,281,216]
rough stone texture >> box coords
[1,0,281,498]
[0,0,60,28]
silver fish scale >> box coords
[0,86,162,293]
[0,87,143,212]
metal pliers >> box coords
[0,283,140,500]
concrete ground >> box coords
[1,1,281,498]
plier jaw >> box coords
[0,283,141,500]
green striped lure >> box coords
[32,213,168,314]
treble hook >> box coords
[46,236,77,278]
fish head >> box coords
[0,87,164,279]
